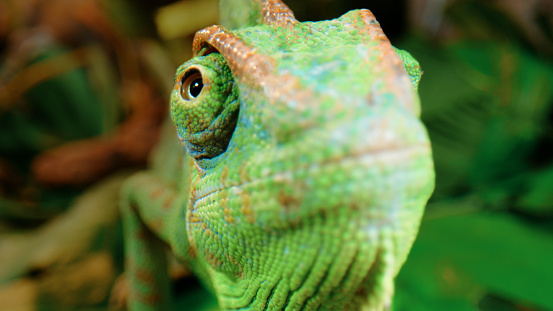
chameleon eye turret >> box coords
[171,53,240,162]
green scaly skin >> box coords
[120,1,434,310]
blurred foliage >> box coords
[392,0,553,310]
[395,212,553,310]
[0,0,173,309]
[1,0,552,310]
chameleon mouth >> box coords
[188,101,434,217]
[189,141,432,212]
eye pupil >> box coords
[189,78,203,98]
[180,69,203,100]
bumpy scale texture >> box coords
[120,1,434,311]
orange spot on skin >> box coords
[204,248,223,269]
[187,177,201,227]
[239,161,251,182]
[150,188,164,199]
[221,191,228,206]
[200,222,208,231]
[224,207,235,224]
[241,192,255,223]
[221,165,229,182]
[226,254,244,279]
[163,195,174,210]
[277,191,298,210]
[220,191,235,224]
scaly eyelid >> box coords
[176,65,214,102]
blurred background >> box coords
[0,0,552,310]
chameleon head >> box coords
[170,4,434,310]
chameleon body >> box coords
[121,1,434,310]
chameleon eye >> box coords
[180,69,203,100]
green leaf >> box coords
[516,166,553,215]
[395,211,553,310]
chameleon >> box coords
[120,0,434,310]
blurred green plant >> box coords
[392,1,553,310]
[0,0,171,309]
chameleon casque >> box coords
[120,0,435,310]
